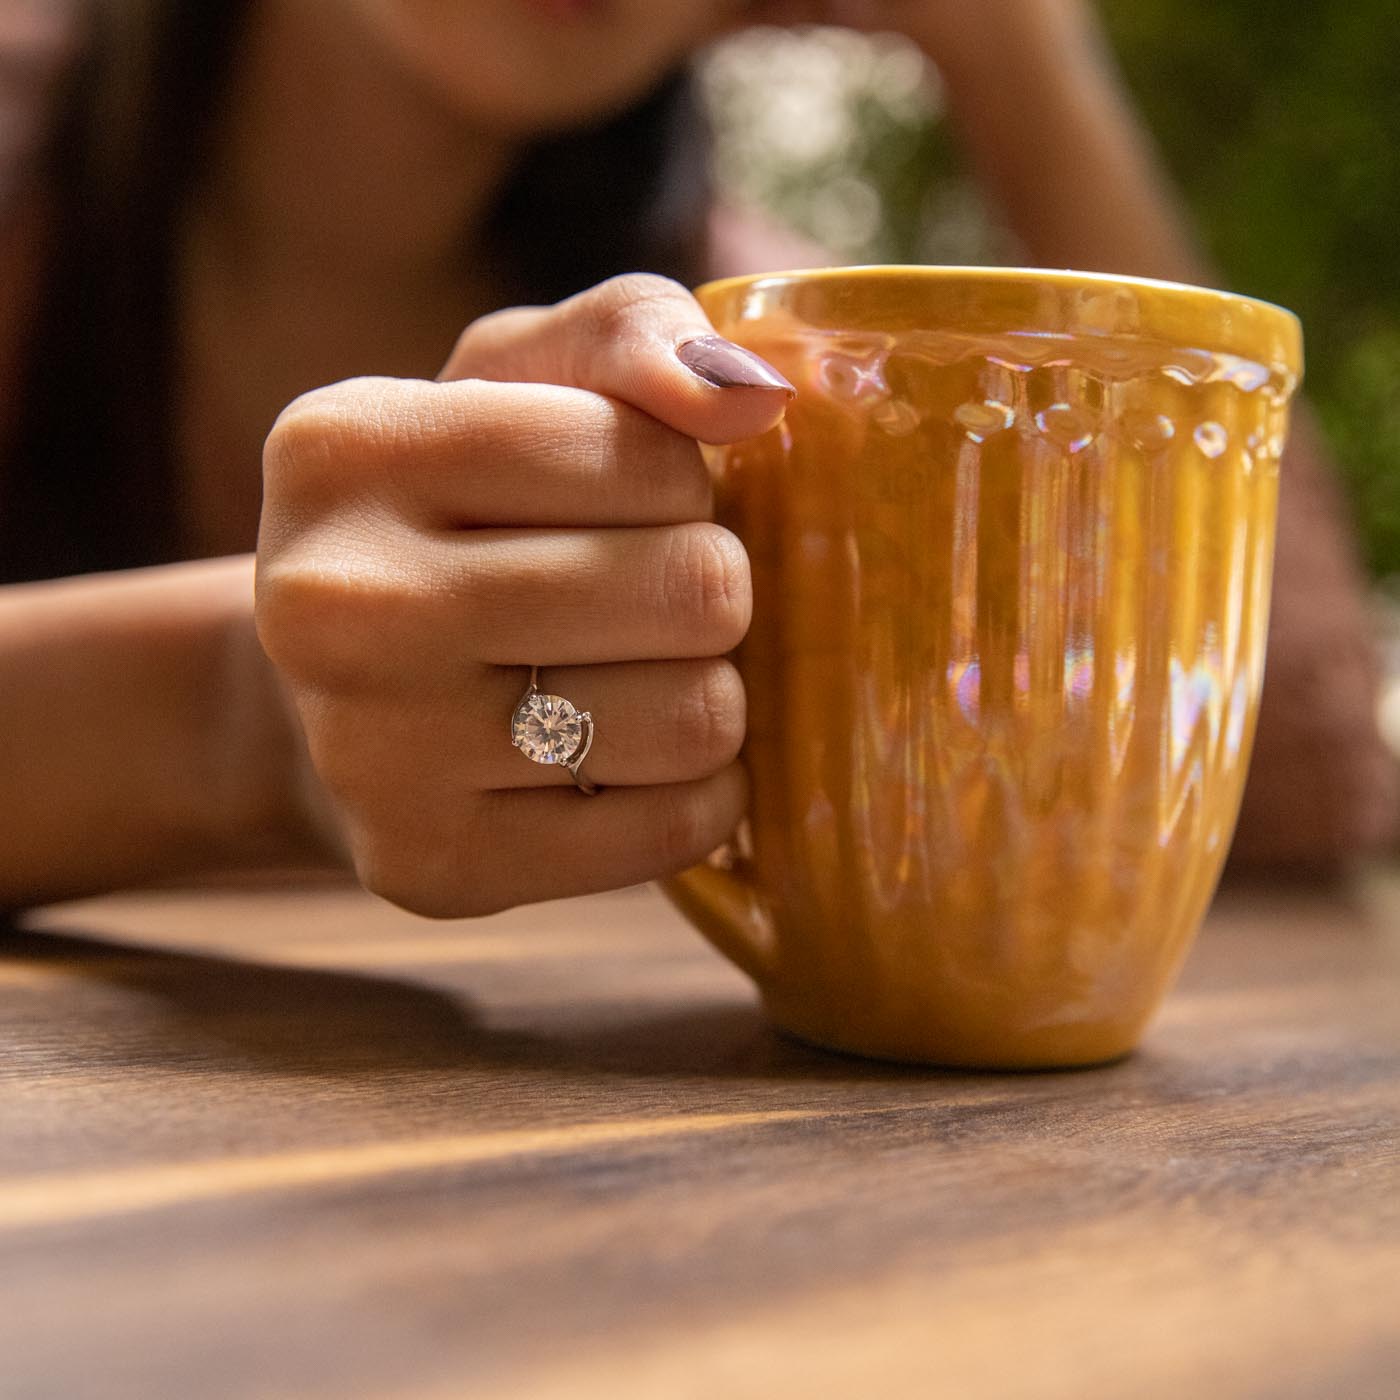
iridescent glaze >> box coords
[666,267,1302,1069]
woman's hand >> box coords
[255,274,794,919]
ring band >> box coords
[509,666,600,796]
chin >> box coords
[351,0,719,135]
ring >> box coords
[509,666,600,796]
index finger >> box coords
[262,374,714,530]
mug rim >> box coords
[694,264,1303,373]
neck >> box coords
[192,0,519,295]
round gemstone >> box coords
[512,693,584,765]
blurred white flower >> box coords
[701,25,948,261]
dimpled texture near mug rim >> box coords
[694,265,1303,382]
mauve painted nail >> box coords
[677,335,796,395]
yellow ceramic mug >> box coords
[666,266,1302,1069]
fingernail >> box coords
[677,335,795,395]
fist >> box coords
[255,275,794,918]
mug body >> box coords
[681,266,1302,1068]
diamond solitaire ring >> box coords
[509,666,599,795]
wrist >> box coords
[203,556,351,874]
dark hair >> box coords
[1,0,712,583]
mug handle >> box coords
[662,850,778,989]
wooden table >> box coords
[2,873,1398,1400]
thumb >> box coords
[437,273,795,445]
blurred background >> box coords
[702,0,1400,581]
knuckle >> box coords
[254,556,392,689]
[254,558,323,675]
[442,308,515,376]
[356,825,505,921]
[440,304,554,384]
[444,316,489,369]
[297,703,376,804]
[575,272,691,346]
[263,380,383,502]
[677,661,747,771]
[357,849,451,918]
[664,524,752,651]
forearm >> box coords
[0,555,332,910]
[1228,412,1398,871]
[931,0,1207,283]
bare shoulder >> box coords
[705,201,834,282]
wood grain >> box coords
[2,872,1398,1400]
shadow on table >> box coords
[13,868,1395,1091]
[1,927,943,1085]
